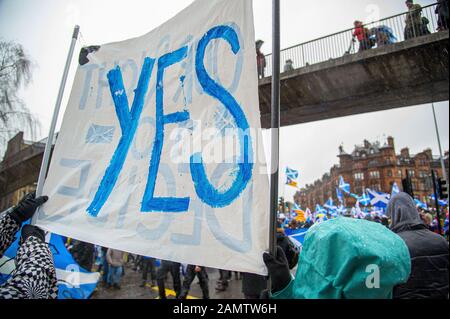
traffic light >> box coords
[437,178,448,200]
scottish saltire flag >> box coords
[367,189,390,209]
[339,176,350,194]
[359,191,371,207]
[0,230,100,299]
[288,229,309,248]
[336,188,344,204]
[324,198,337,212]
[286,167,299,188]
[315,204,327,215]
[414,199,428,210]
[391,182,400,197]
[286,167,299,180]
[337,205,347,215]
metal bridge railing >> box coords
[263,2,444,78]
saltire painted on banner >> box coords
[286,167,299,189]
[339,176,350,194]
[0,229,100,299]
[336,188,344,204]
[391,182,400,198]
[367,189,390,209]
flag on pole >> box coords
[337,205,347,215]
[414,198,428,210]
[286,167,299,189]
[292,204,306,222]
[391,182,400,197]
[367,189,390,209]
[338,176,350,194]
[336,188,344,204]
[359,190,371,207]
[324,197,337,212]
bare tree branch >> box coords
[0,39,39,158]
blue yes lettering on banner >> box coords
[87,58,155,217]
[191,25,253,208]
[87,25,253,217]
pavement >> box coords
[91,264,246,299]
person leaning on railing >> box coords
[352,20,373,52]
[404,0,426,40]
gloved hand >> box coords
[21,224,46,243]
[263,246,292,294]
[10,192,48,224]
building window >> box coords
[408,170,415,178]
[387,170,393,177]
[398,170,402,177]
[369,171,380,179]
[354,172,364,181]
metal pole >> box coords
[431,103,449,203]
[269,0,281,271]
[32,25,80,225]
[431,170,443,236]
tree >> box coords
[0,39,39,158]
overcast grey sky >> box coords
[0,0,448,202]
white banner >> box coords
[37,0,269,275]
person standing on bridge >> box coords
[436,0,449,31]
[405,0,425,40]
[256,40,266,79]
[352,20,373,52]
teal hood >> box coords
[273,217,411,299]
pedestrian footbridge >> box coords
[258,3,449,128]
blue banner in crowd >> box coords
[0,228,100,299]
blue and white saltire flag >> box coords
[315,204,327,215]
[288,229,309,248]
[0,230,100,299]
[339,176,350,194]
[336,188,344,204]
[391,182,400,198]
[359,191,371,207]
[337,205,347,215]
[324,198,337,212]
[414,199,428,210]
[429,194,448,207]
[286,167,299,180]
[367,189,390,209]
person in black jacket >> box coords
[387,192,449,299]
[0,192,58,299]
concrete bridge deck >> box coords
[258,31,449,128]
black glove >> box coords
[263,246,292,294]
[21,224,46,243]
[10,192,48,224]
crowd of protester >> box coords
[1,191,448,299]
